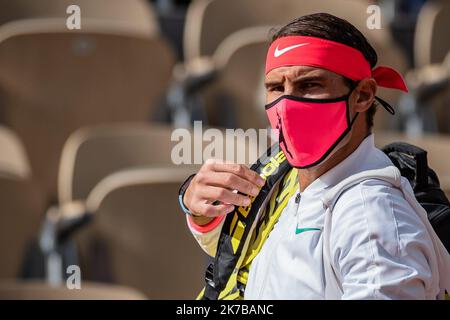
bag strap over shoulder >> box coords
[382,142,429,189]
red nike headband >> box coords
[265,36,408,92]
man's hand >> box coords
[184,159,266,226]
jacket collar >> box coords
[300,133,393,196]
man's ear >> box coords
[352,78,377,112]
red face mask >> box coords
[265,92,358,168]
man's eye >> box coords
[271,86,284,92]
[302,83,320,89]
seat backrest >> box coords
[0,21,175,201]
[0,0,159,36]
[58,124,178,203]
[184,0,397,60]
[414,0,450,68]
[0,126,44,279]
[0,125,30,179]
[0,280,146,299]
[74,167,205,299]
[202,27,270,129]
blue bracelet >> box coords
[178,193,193,216]
[178,174,196,216]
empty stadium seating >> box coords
[414,0,450,68]
[0,0,175,202]
[407,1,450,133]
[0,0,159,35]
[72,167,205,299]
[58,124,179,204]
[199,26,271,129]
[184,0,404,64]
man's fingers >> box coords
[200,186,251,207]
[202,172,261,197]
[208,161,265,187]
[184,160,267,219]
[197,202,235,218]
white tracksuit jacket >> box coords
[187,134,450,299]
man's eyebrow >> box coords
[264,80,282,88]
[264,75,327,88]
[292,75,327,84]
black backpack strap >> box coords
[382,142,429,189]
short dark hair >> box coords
[271,13,378,128]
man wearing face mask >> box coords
[178,13,450,299]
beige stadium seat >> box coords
[0,0,158,35]
[403,51,450,133]
[414,0,450,68]
[70,167,206,299]
[0,126,44,278]
[0,280,146,299]
[0,0,175,202]
[412,0,450,133]
[200,26,271,129]
[0,125,30,179]
[375,131,450,197]
[183,0,407,130]
[58,124,179,204]
[184,0,403,62]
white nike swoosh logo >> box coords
[274,43,310,57]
